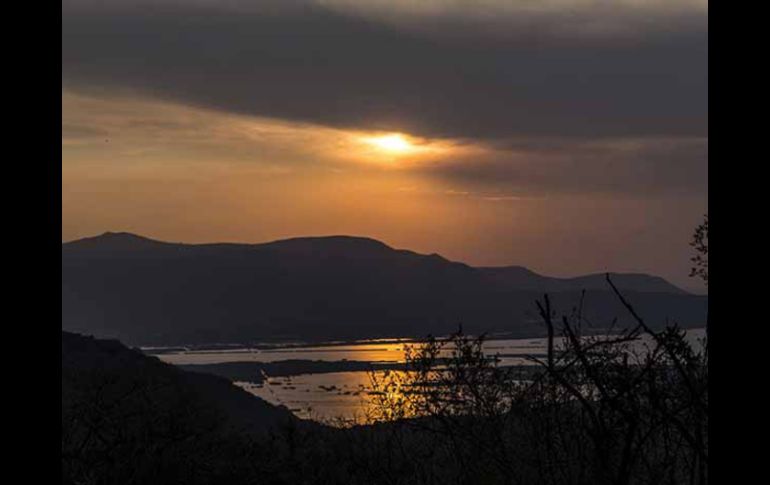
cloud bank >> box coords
[63,0,707,141]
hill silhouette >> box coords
[62,331,304,483]
[62,330,297,433]
[62,233,707,345]
[479,265,687,294]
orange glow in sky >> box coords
[61,91,707,292]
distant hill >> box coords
[478,265,687,294]
[62,233,707,345]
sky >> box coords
[62,0,708,293]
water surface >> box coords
[150,328,706,423]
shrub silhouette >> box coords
[366,276,707,484]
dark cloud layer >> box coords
[426,137,708,196]
[62,0,707,141]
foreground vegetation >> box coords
[363,281,707,484]
[62,285,707,484]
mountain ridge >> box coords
[62,232,705,345]
[63,232,686,294]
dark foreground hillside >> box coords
[62,331,301,484]
[62,233,707,345]
[62,317,707,485]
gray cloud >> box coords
[62,0,707,141]
[425,137,708,195]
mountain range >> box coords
[62,232,707,346]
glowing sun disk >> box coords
[366,133,414,154]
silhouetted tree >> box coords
[366,217,711,484]
[690,214,708,286]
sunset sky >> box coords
[62,0,707,292]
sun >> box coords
[365,133,414,154]
[352,131,456,165]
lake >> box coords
[149,328,707,423]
